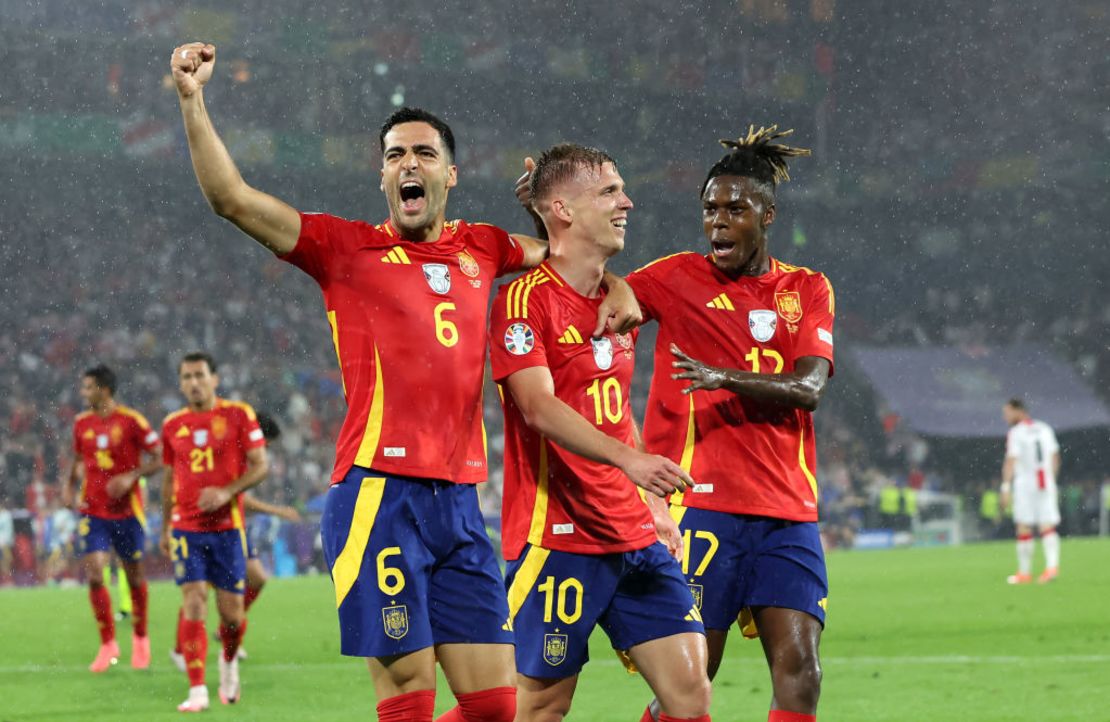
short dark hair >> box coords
[179,351,217,374]
[83,365,117,395]
[529,143,616,206]
[701,125,812,202]
[256,412,281,442]
[1006,398,1027,411]
[379,107,456,161]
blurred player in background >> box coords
[1000,398,1061,584]
[491,144,709,722]
[0,499,12,586]
[64,365,161,672]
[171,40,637,722]
[161,352,268,711]
[625,128,832,722]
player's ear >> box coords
[762,203,776,229]
[551,198,572,224]
[446,163,458,190]
[379,168,385,193]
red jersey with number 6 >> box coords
[281,214,525,484]
[73,406,159,520]
[489,262,655,560]
[627,253,835,522]
[162,399,265,532]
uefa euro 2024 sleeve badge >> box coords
[422,263,451,294]
[505,323,535,355]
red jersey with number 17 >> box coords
[162,399,265,533]
[489,262,655,561]
[627,253,835,522]
[73,406,159,520]
[281,214,525,484]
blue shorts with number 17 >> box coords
[320,466,513,659]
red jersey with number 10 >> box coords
[489,262,655,560]
[73,406,159,520]
[162,399,265,533]
[627,253,835,522]
[281,214,525,484]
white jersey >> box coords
[0,509,13,547]
[1006,419,1059,493]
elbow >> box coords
[207,193,241,220]
[795,382,826,412]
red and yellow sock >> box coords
[244,583,262,612]
[181,619,208,687]
[768,711,815,722]
[219,621,245,662]
[434,686,515,722]
[377,689,436,722]
[88,585,115,644]
[129,582,149,638]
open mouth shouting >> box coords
[710,239,736,258]
[399,179,426,214]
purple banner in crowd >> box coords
[849,344,1110,437]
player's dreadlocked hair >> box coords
[700,125,812,203]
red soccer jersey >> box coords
[73,406,159,520]
[282,214,525,484]
[489,262,655,560]
[627,254,835,521]
[162,399,265,532]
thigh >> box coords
[753,605,822,669]
[320,470,435,658]
[505,545,616,679]
[1035,490,1061,527]
[745,520,828,628]
[672,506,746,631]
[215,586,245,624]
[108,517,145,563]
[427,484,513,648]
[437,643,516,694]
[515,672,579,721]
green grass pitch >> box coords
[2,538,1108,721]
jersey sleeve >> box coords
[132,412,160,452]
[627,254,689,324]
[471,223,527,277]
[488,284,549,383]
[1044,425,1060,455]
[793,273,836,372]
[72,422,81,455]
[1005,428,1019,459]
[280,213,381,284]
[238,406,266,451]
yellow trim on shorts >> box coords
[506,545,551,623]
[332,476,388,608]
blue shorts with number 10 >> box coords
[321,466,513,658]
[505,542,704,679]
[673,507,828,632]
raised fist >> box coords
[171,42,216,98]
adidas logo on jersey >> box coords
[706,293,735,310]
[381,247,412,264]
[557,325,584,344]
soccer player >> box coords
[160,352,268,711]
[63,365,161,672]
[1000,398,1061,584]
[625,127,832,722]
[171,41,637,722]
[490,144,710,722]
[0,500,12,586]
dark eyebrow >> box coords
[385,143,439,156]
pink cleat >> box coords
[218,655,240,704]
[131,634,151,670]
[89,640,120,673]
[1037,567,1059,584]
[1006,572,1033,585]
[177,685,210,713]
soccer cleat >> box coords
[1038,567,1059,584]
[89,639,120,673]
[218,655,241,704]
[1007,572,1033,585]
[169,648,187,673]
[237,645,248,661]
[177,685,210,713]
[131,634,151,670]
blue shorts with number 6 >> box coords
[171,528,247,593]
[673,506,828,632]
[505,542,704,679]
[78,514,145,561]
[320,466,513,659]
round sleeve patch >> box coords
[504,322,535,355]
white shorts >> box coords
[1012,486,1060,527]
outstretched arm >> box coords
[670,345,830,411]
[241,493,302,523]
[173,42,301,255]
[505,366,693,497]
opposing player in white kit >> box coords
[1000,398,1061,584]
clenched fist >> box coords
[171,42,216,98]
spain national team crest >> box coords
[615,332,634,359]
[591,337,614,370]
[543,633,568,666]
[382,605,410,640]
[748,310,777,343]
[774,291,803,324]
[193,429,209,448]
[457,250,480,278]
[211,416,227,440]
[505,323,535,356]
[688,583,704,611]
[109,424,123,445]
[422,263,451,294]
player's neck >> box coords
[189,397,218,413]
[549,251,606,298]
[92,399,117,417]
[391,215,445,243]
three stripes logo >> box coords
[557,325,584,344]
[706,293,735,311]
[381,246,412,264]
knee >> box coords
[519,696,572,722]
[454,686,516,722]
[772,650,822,701]
[660,674,712,718]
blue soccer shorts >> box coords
[672,506,828,633]
[320,466,513,659]
[77,514,145,562]
[505,542,704,679]
[170,528,247,593]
